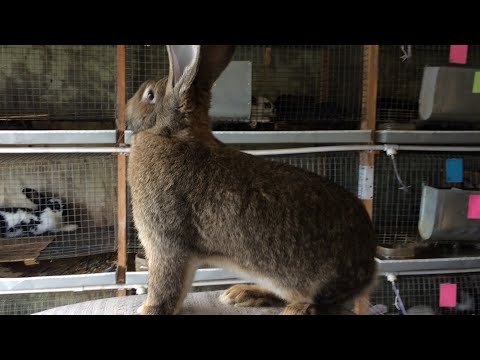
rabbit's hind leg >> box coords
[280,286,355,315]
[219,284,285,307]
[281,303,319,315]
[281,303,354,315]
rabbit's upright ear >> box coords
[166,45,235,98]
[194,45,235,90]
[166,45,201,99]
[22,188,43,205]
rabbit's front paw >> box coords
[219,284,284,307]
[137,303,146,315]
[136,303,171,315]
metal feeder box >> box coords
[419,66,480,122]
[418,185,480,242]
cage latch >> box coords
[384,145,411,192]
[387,273,407,315]
[400,45,412,62]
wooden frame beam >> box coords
[354,45,379,315]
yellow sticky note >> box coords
[473,72,480,93]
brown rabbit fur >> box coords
[126,45,377,315]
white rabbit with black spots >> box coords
[0,188,78,238]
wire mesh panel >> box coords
[377,45,480,129]
[0,153,117,261]
[126,45,168,100]
[0,45,116,130]
[0,290,117,315]
[371,273,480,315]
[126,45,364,131]
[127,151,359,253]
[373,151,480,246]
[264,152,359,194]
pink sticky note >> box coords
[440,283,457,307]
[450,45,469,64]
[467,194,480,219]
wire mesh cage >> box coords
[371,272,480,315]
[126,45,168,100]
[0,153,117,262]
[126,45,364,131]
[373,151,480,246]
[0,45,116,130]
[127,151,359,253]
[0,289,117,315]
[264,151,359,193]
[377,45,480,129]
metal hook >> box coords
[400,45,412,62]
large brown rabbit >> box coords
[126,45,377,315]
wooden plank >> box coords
[116,45,127,141]
[116,45,128,295]
[264,47,272,81]
[361,45,379,137]
[0,236,54,263]
[0,114,49,121]
[359,45,379,219]
[354,45,379,315]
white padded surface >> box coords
[34,291,284,315]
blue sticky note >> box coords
[446,159,464,183]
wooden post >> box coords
[354,45,379,315]
[264,46,272,81]
[361,45,379,137]
[116,45,128,297]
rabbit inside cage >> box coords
[0,188,78,238]
[0,153,117,264]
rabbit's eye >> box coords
[146,89,155,104]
